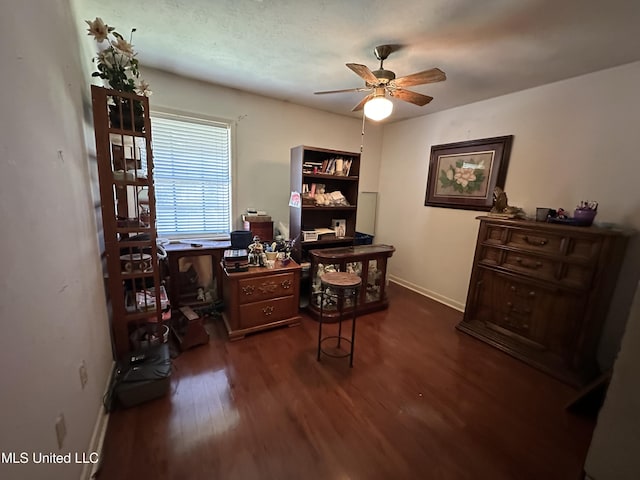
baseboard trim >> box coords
[388,275,465,312]
[80,361,115,480]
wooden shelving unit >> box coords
[289,145,361,263]
[91,86,163,358]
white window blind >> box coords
[150,114,232,237]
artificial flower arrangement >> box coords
[85,17,151,97]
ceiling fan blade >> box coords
[314,87,370,95]
[346,63,379,84]
[390,89,433,106]
[352,94,374,112]
[393,68,446,87]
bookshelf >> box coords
[289,145,361,263]
[91,86,164,358]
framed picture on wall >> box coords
[424,135,513,210]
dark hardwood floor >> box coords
[97,283,595,480]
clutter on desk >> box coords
[223,249,249,272]
[243,234,293,267]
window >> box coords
[150,113,232,238]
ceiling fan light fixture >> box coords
[364,95,393,121]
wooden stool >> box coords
[317,271,362,367]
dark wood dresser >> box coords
[458,216,629,387]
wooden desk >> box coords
[164,240,230,309]
[222,260,301,340]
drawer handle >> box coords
[506,302,531,314]
[523,236,548,246]
[262,306,274,316]
[281,279,292,289]
[258,282,277,294]
[242,285,255,296]
[515,257,543,269]
[503,316,529,329]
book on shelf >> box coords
[327,158,336,175]
[345,159,352,176]
[310,157,354,176]
[302,161,323,174]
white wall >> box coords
[377,61,640,367]
[141,68,383,236]
[0,1,113,479]
[585,281,640,480]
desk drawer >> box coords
[238,272,296,304]
[239,296,297,328]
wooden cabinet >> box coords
[164,241,230,309]
[308,245,395,321]
[290,145,360,262]
[222,260,302,339]
[243,220,273,242]
[91,86,163,358]
[458,216,629,387]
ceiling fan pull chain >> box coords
[360,110,366,154]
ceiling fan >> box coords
[314,45,446,120]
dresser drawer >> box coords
[503,251,593,288]
[485,224,602,262]
[472,269,585,358]
[238,272,296,304]
[239,295,297,328]
[502,250,557,282]
[505,228,564,255]
[508,228,601,261]
[479,246,594,289]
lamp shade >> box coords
[364,96,393,121]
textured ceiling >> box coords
[74,0,640,123]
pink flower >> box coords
[454,167,476,187]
